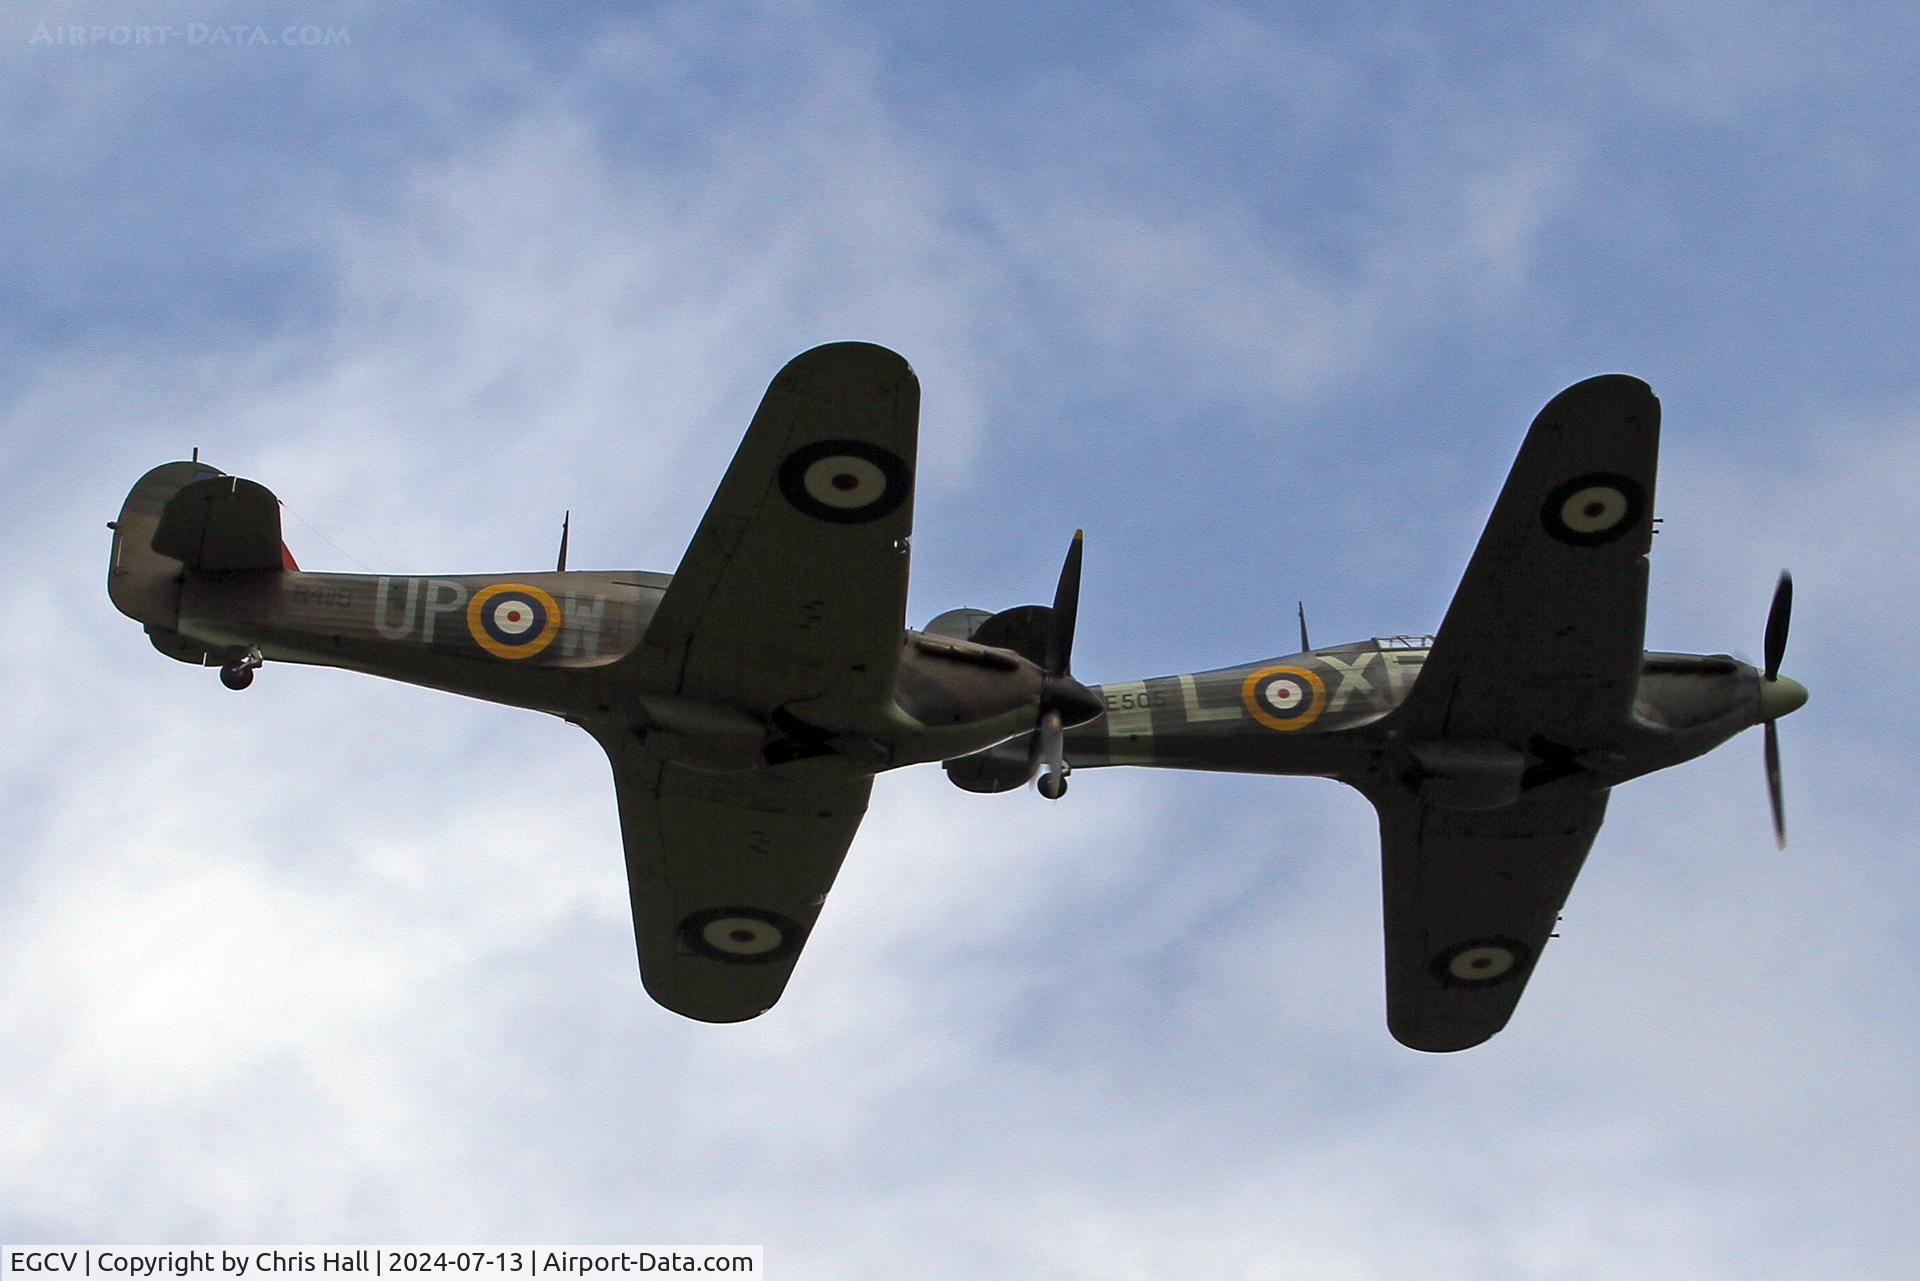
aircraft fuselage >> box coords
[164,567,1055,772]
[950,636,1767,800]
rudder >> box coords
[152,475,290,572]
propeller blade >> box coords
[1763,570,1792,681]
[1765,719,1786,849]
[1033,531,1094,798]
[1045,530,1084,677]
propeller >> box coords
[1045,530,1082,677]
[1035,531,1101,799]
[1763,570,1791,681]
[1764,715,1785,849]
[1757,570,1807,848]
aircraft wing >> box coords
[628,342,919,722]
[1394,374,1660,744]
[1369,374,1654,1049]
[1372,785,1609,1052]
[596,732,872,1021]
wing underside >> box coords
[1370,374,1659,1049]
[1395,374,1660,745]
[1373,785,1609,1052]
[596,343,918,1019]
[627,341,920,724]
[597,731,871,1021]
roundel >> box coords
[777,439,910,524]
[1240,664,1327,731]
[466,582,563,660]
[679,906,804,965]
[1541,472,1647,546]
[1432,937,1531,988]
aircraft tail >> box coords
[108,461,295,664]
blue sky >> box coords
[4,1,1918,1275]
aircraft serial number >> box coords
[1104,688,1169,711]
[291,585,353,607]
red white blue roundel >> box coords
[1240,664,1327,731]
[679,906,804,965]
[777,439,910,524]
[466,582,563,659]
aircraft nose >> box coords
[1760,674,1808,721]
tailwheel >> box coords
[1038,771,1069,800]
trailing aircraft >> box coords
[109,342,1103,1024]
[942,372,1808,1050]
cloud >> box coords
[5,3,1919,1277]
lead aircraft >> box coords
[943,370,1808,1050]
[112,345,1807,1051]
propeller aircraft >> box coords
[108,342,1103,1024]
[110,345,1806,1052]
[943,372,1808,1051]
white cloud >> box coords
[1560,0,1853,123]
[4,3,1918,1277]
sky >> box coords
[3,0,1918,1275]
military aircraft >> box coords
[111,348,1807,1051]
[941,372,1808,1051]
[108,342,1104,1024]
